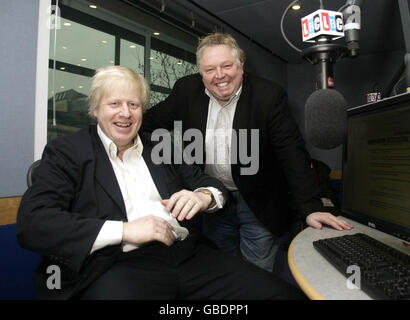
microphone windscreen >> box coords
[305,89,348,149]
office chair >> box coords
[26,160,41,187]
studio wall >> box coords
[0,0,39,197]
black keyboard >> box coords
[313,233,410,300]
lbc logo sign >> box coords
[301,9,344,42]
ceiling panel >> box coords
[190,0,406,64]
[191,0,267,14]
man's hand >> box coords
[122,215,176,246]
[306,212,354,231]
[161,189,212,221]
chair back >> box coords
[26,160,41,187]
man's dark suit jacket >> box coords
[16,125,228,299]
[141,73,327,236]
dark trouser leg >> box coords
[203,192,281,273]
[79,236,305,300]
[233,191,280,272]
[78,242,184,300]
[78,263,178,300]
[201,197,241,257]
[178,241,306,300]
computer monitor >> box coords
[342,92,410,242]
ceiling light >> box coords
[62,46,67,50]
[153,32,160,36]
[60,86,65,89]
[177,61,183,65]
[101,40,108,43]
[63,22,71,26]
[89,4,97,9]
[81,58,87,61]
[78,85,83,89]
[291,4,301,10]
[149,57,154,60]
[130,45,136,48]
[60,67,66,70]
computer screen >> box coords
[342,92,410,242]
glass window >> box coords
[49,18,115,69]
[150,49,198,90]
[120,39,145,75]
[149,90,169,108]
[47,69,93,141]
[48,17,117,141]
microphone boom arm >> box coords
[302,41,347,89]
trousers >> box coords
[202,191,280,272]
[78,235,305,300]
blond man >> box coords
[17,66,305,299]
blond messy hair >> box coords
[196,33,246,69]
[88,66,150,118]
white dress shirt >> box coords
[204,86,242,191]
[90,125,224,254]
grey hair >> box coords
[196,33,245,69]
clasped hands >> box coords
[122,189,212,247]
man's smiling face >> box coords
[93,85,143,153]
[199,44,244,106]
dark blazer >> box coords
[141,73,327,236]
[16,125,228,299]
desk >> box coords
[288,216,410,300]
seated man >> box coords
[16,66,305,300]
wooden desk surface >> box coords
[288,217,410,300]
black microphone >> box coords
[300,2,360,149]
[302,38,348,149]
[305,89,348,149]
[342,0,363,57]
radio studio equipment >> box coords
[281,0,363,149]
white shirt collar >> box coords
[97,124,143,159]
[205,85,242,107]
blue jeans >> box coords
[202,191,280,272]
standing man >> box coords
[141,33,352,272]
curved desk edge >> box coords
[288,231,325,300]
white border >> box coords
[34,0,51,160]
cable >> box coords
[280,0,303,53]
[393,75,406,95]
[280,0,327,54]
[338,3,349,12]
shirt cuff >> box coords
[194,187,225,213]
[90,220,123,255]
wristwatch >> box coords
[196,189,215,208]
